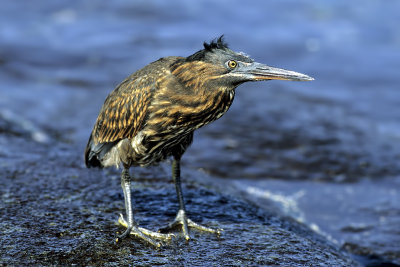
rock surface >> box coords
[0,127,358,266]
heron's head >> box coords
[174,36,313,90]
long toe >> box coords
[158,219,190,240]
[117,225,133,240]
[159,210,222,240]
[186,218,222,235]
[118,214,174,247]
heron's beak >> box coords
[238,62,314,81]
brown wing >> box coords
[85,56,183,168]
[91,75,155,144]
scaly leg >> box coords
[116,168,174,247]
[159,158,222,240]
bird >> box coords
[84,36,313,247]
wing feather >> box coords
[84,56,183,168]
[92,77,154,144]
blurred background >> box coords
[1,0,399,264]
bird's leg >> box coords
[159,158,222,240]
[118,168,134,239]
[117,168,174,247]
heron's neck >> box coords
[176,87,235,129]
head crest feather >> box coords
[185,35,229,62]
[203,35,229,51]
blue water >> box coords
[1,0,399,264]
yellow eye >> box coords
[227,60,237,69]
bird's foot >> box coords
[158,209,222,240]
[117,214,175,247]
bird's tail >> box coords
[84,134,117,168]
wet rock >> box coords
[188,90,400,183]
[0,132,358,266]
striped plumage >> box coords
[85,55,235,168]
[84,36,313,246]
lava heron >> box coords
[84,36,313,247]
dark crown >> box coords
[203,35,229,51]
[186,35,229,62]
